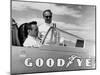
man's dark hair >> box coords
[27,21,37,30]
[43,9,52,17]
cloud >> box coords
[12,1,82,18]
[16,17,84,31]
[15,16,94,41]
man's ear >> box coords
[27,30,31,34]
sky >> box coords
[12,0,96,42]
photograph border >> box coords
[10,0,96,74]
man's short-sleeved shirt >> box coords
[38,22,66,44]
[39,23,52,44]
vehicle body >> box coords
[11,24,95,74]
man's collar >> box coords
[28,35,37,39]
